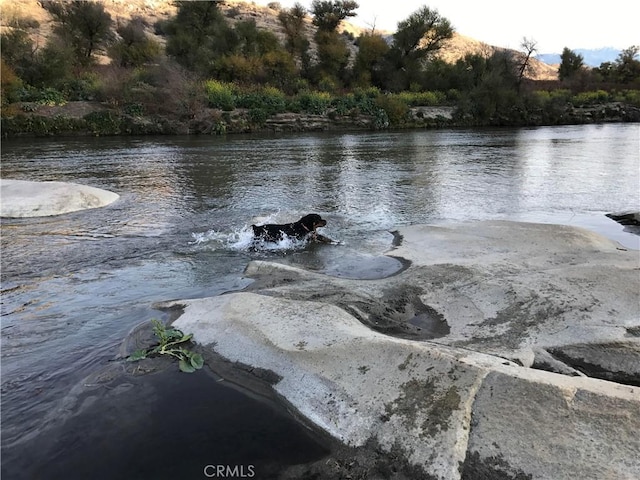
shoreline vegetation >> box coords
[1,0,639,137]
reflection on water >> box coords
[1,124,639,471]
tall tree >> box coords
[313,30,351,87]
[558,47,584,81]
[278,3,310,71]
[309,1,358,88]
[594,46,640,83]
[110,17,161,67]
[311,0,359,32]
[382,6,453,91]
[353,32,389,87]
[516,37,537,91]
[164,1,234,75]
[41,0,113,66]
[614,45,640,83]
[392,6,453,60]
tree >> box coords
[614,46,640,83]
[312,30,351,88]
[1,27,74,88]
[278,3,311,72]
[110,17,161,67]
[41,0,113,66]
[216,20,298,89]
[309,1,358,89]
[233,20,281,57]
[165,1,235,75]
[593,46,640,84]
[392,6,453,59]
[353,33,389,87]
[381,6,453,91]
[516,37,537,90]
[1,58,24,104]
[465,51,521,124]
[0,29,36,79]
[311,0,359,32]
[558,47,585,81]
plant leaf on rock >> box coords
[127,319,203,373]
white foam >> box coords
[191,225,255,251]
[249,234,309,252]
[191,224,311,252]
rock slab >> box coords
[169,221,640,480]
[0,179,119,217]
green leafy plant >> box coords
[128,319,204,373]
[204,79,237,110]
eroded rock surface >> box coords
[169,221,640,479]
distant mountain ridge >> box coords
[536,48,622,67]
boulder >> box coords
[0,179,119,218]
[168,221,640,479]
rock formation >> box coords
[168,221,640,479]
[0,179,119,217]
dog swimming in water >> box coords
[251,213,332,244]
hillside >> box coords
[0,0,558,80]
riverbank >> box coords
[2,100,639,137]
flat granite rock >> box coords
[167,221,640,480]
[0,179,119,217]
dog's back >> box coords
[251,214,327,243]
[251,222,294,242]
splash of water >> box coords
[190,224,311,252]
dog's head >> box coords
[299,214,327,231]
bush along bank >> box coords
[2,86,640,137]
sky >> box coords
[263,0,639,53]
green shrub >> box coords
[446,89,461,102]
[260,86,287,112]
[296,90,332,114]
[123,103,144,116]
[617,89,640,106]
[204,79,237,110]
[84,110,122,135]
[395,90,445,106]
[353,86,380,99]
[373,108,389,129]
[572,90,611,106]
[249,107,268,125]
[0,114,85,136]
[0,59,23,105]
[20,87,67,106]
[375,94,409,126]
[59,74,99,101]
[237,86,286,114]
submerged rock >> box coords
[606,210,640,226]
[0,179,119,218]
[167,221,640,480]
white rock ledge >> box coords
[0,179,119,217]
[169,221,640,480]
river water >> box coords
[1,124,639,478]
